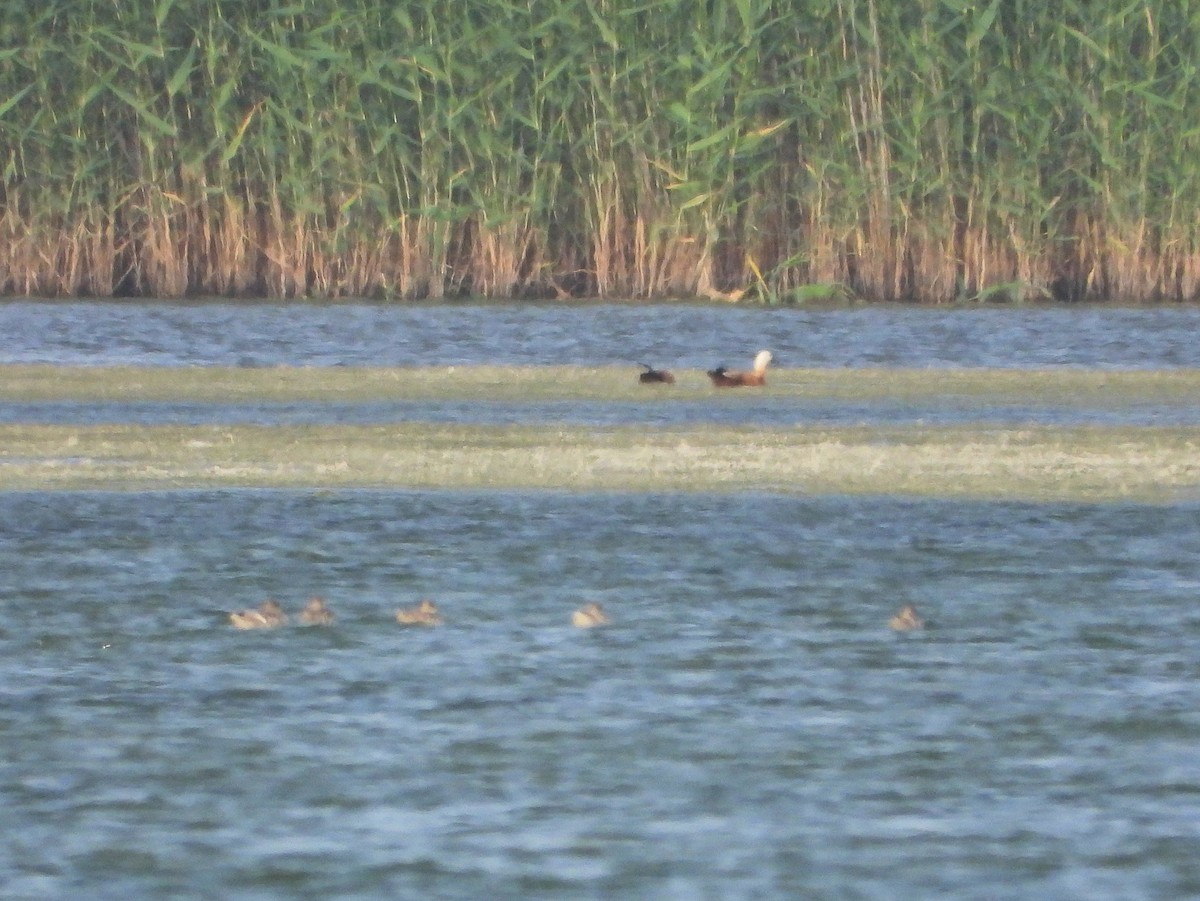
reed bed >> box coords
[3,1,1200,302]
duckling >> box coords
[572,602,610,628]
[228,609,266,630]
[889,603,924,631]
[638,363,676,384]
[396,599,443,626]
[299,596,334,625]
[230,598,288,630]
[707,349,772,387]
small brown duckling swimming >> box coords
[230,598,288,630]
[889,603,924,631]
[299,596,334,625]
[396,599,443,626]
[638,363,675,384]
[571,602,610,628]
[707,349,772,387]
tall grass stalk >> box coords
[2,0,1200,301]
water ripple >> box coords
[2,300,1199,369]
[2,492,1199,898]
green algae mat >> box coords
[1,366,1198,501]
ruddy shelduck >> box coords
[572,602,610,628]
[889,604,924,631]
[396,599,443,626]
[299,596,334,625]
[707,350,772,387]
[230,598,288,630]
[638,363,675,384]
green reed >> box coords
[2,0,1200,302]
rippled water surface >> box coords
[4,396,1200,429]
[3,302,1200,898]
[2,300,1200,368]
[5,301,1200,429]
[3,491,1200,900]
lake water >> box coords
[4,301,1200,431]
[2,302,1200,899]
[1,299,1199,369]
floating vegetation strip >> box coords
[3,2,1200,301]
[0,422,1197,502]
[3,366,1196,500]
[4,365,1200,406]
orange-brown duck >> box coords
[707,350,772,387]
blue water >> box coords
[2,396,1198,429]
[2,302,1200,899]
[1,299,1199,368]
[2,492,1199,900]
[4,300,1200,430]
